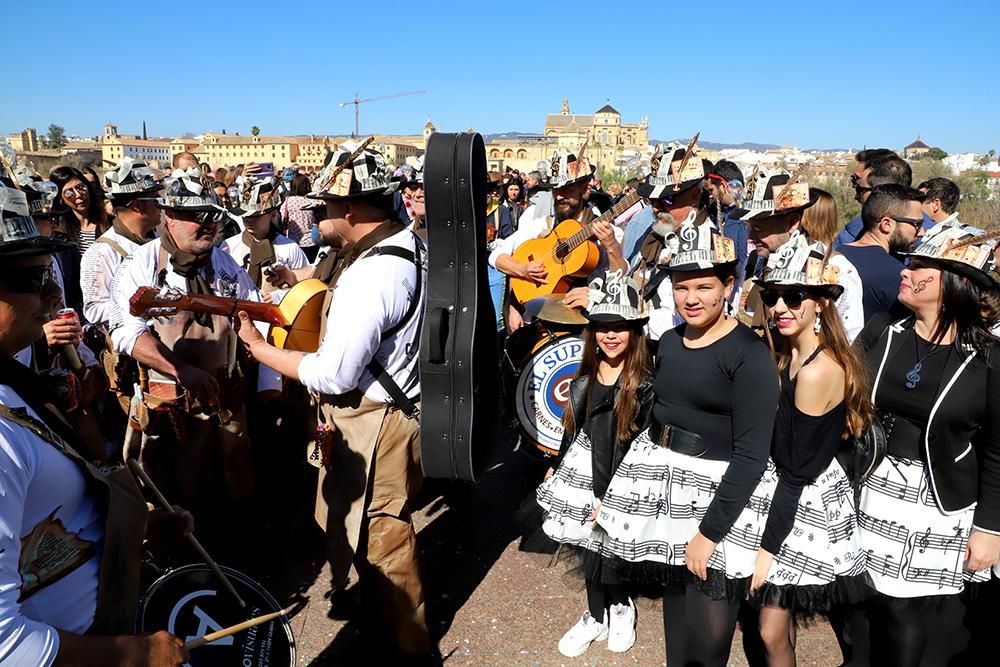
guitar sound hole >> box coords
[555,243,569,260]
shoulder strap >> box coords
[0,404,72,455]
[95,236,129,259]
[801,344,826,369]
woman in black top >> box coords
[598,221,780,667]
[748,233,874,666]
[536,270,653,657]
[852,219,1000,666]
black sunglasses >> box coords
[849,174,872,193]
[760,287,811,309]
[891,216,923,231]
[0,265,57,294]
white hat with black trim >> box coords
[156,168,224,212]
[231,176,281,217]
[637,144,709,200]
[757,230,843,298]
[104,157,161,203]
[308,139,400,200]
[733,168,818,222]
[902,218,1000,289]
[548,148,593,189]
[585,269,648,325]
[0,181,75,257]
[665,219,737,272]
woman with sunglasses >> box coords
[598,221,780,667]
[748,232,873,666]
[850,219,1000,666]
[49,166,110,256]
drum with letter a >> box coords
[512,331,584,457]
[135,564,295,666]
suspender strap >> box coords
[359,239,424,417]
[95,237,129,259]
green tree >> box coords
[924,147,947,160]
[43,124,67,149]
[251,126,261,136]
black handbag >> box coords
[837,414,888,491]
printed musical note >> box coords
[868,473,920,503]
[858,510,909,544]
[777,546,835,581]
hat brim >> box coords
[109,187,162,204]
[0,236,77,257]
[155,201,226,213]
[584,311,649,326]
[735,189,820,222]
[665,259,739,274]
[900,254,999,290]
[637,177,702,201]
[230,204,280,217]
[307,181,401,201]
[550,175,592,191]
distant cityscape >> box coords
[5,98,1000,199]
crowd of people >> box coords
[0,135,998,666]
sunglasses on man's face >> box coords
[760,288,811,309]
[849,174,872,193]
[0,264,57,294]
[891,216,923,231]
[174,210,223,225]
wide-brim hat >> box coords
[638,145,710,201]
[104,157,162,203]
[308,139,400,201]
[734,171,818,222]
[231,176,281,217]
[1,184,77,257]
[548,149,592,190]
[156,167,225,213]
[585,269,649,325]
[901,218,999,289]
[755,230,844,298]
[663,219,738,273]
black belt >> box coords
[879,410,923,460]
[648,421,731,461]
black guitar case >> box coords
[420,133,499,481]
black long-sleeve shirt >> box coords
[654,323,780,543]
[761,364,847,554]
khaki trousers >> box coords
[315,392,428,655]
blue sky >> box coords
[4,0,998,153]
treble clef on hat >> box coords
[679,224,698,251]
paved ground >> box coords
[252,439,844,666]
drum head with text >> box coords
[515,335,584,454]
[135,564,294,667]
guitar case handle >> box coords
[428,307,450,363]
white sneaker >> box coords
[557,610,608,657]
[607,598,637,653]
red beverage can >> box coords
[56,308,78,322]
[48,368,80,412]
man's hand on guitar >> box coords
[521,260,548,284]
[592,219,617,251]
[235,311,266,353]
[562,287,590,310]
[265,263,297,289]
[174,364,219,410]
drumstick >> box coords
[126,458,247,609]
[184,605,294,650]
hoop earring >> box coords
[813,312,822,334]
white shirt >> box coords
[80,227,152,326]
[108,239,281,393]
[220,232,309,279]
[828,253,865,343]
[298,229,426,402]
[0,385,104,666]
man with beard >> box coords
[489,150,626,329]
[734,169,865,340]
[837,183,925,320]
[109,168,280,537]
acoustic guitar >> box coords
[510,192,641,303]
[129,279,328,352]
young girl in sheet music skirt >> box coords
[850,219,1000,665]
[745,233,873,662]
[595,220,781,666]
[534,269,653,658]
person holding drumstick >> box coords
[0,181,192,666]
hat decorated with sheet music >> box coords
[585,269,648,325]
[902,218,999,289]
[733,167,818,222]
[231,176,281,217]
[10,165,61,218]
[104,157,161,203]
[156,167,224,212]
[757,230,843,297]
[548,147,593,190]
[637,134,709,200]
[665,219,737,273]
[0,180,76,257]
[308,137,400,200]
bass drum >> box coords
[135,564,295,666]
[509,326,585,458]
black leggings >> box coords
[586,578,628,624]
[858,595,970,667]
[663,583,740,667]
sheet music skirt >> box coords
[754,458,871,614]
[858,454,991,600]
[595,430,778,601]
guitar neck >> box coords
[179,294,288,326]
[564,192,642,251]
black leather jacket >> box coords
[555,374,655,499]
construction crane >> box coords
[340,90,427,137]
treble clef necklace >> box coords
[904,330,951,390]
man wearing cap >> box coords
[0,182,192,666]
[233,143,430,656]
[80,158,161,327]
[221,176,308,297]
[735,170,865,341]
[108,167,281,521]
